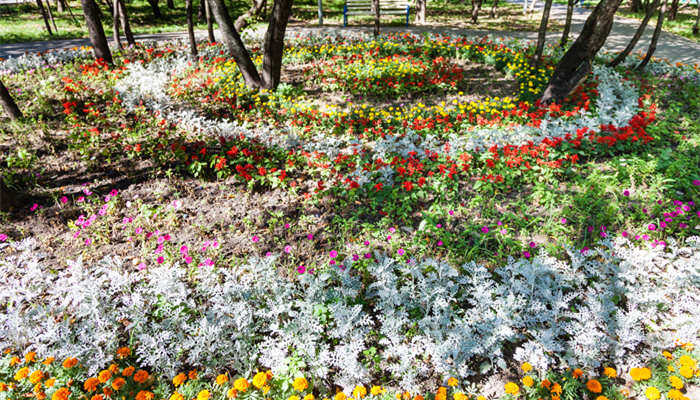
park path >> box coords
[1,2,699,65]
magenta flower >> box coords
[560,218,567,224]
[180,245,189,255]
[448,210,454,216]
[481,226,489,233]
[284,223,290,229]
[437,240,443,246]
[389,227,396,233]
[386,235,392,241]
[135,227,143,235]
[284,245,292,253]
[154,245,164,254]
[329,250,338,258]
[60,196,68,204]
[0,234,7,242]
[648,224,656,231]
[77,196,85,202]
[693,179,700,186]
[84,238,92,246]
[587,226,593,232]
[137,263,147,271]
[363,240,370,246]
[622,231,628,237]
[184,256,193,264]
[352,254,359,261]
[623,190,630,196]
[30,203,39,211]
[523,251,531,258]
[397,248,405,256]
[307,234,314,240]
[364,252,372,259]
[157,256,165,264]
[580,246,589,254]
[297,265,306,274]
[252,235,260,242]
[436,224,442,228]
[529,241,536,248]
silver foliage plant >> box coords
[1,236,698,391]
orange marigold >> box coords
[37,391,47,400]
[14,367,29,381]
[111,377,126,391]
[10,357,21,366]
[133,370,149,384]
[84,377,100,392]
[45,378,56,388]
[122,366,135,377]
[551,383,562,395]
[629,367,651,381]
[116,347,131,358]
[572,369,583,378]
[91,395,104,400]
[188,370,198,380]
[136,390,155,400]
[172,373,187,387]
[25,351,37,363]
[603,367,617,378]
[586,379,602,393]
[29,370,44,384]
[51,387,70,400]
[215,374,229,386]
[97,370,112,383]
[103,387,114,397]
[540,379,551,389]
[62,358,78,369]
[108,364,119,374]
[42,357,55,366]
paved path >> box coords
[1,4,699,65]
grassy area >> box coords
[616,2,699,43]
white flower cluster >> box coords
[1,235,697,391]
[0,46,94,75]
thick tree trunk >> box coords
[186,0,198,57]
[260,0,293,89]
[490,0,498,18]
[534,0,553,64]
[113,0,123,49]
[637,0,667,69]
[415,0,426,23]
[207,0,262,87]
[205,0,215,42]
[541,0,623,103]
[560,0,574,47]
[667,0,678,19]
[118,0,135,45]
[0,79,22,121]
[471,0,483,23]
[167,0,174,9]
[373,0,380,37]
[609,0,659,66]
[235,0,267,32]
[147,0,162,18]
[36,0,54,35]
[81,0,113,64]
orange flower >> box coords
[572,369,583,378]
[10,357,21,366]
[629,367,651,381]
[540,379,551,389]
[551,383,562,395]
[173,373,187,387]
[42,357,55,366]
[135,390,155,400]
[586,379,602,393]
[111,377,126,391]
[103,387,114,397]
[62,358,78,369]
[116,347,131,358]
[188,370,198,380]
[97,370,112,383]
[108,364,119,374]
[91,395,104,400]
[603,367,617,378]
[122,366,135,377]
[133,370,149,384]
[37,391,47,400]
[45,378,56,388]
[14,367,30,381]
[29,370,44,384]
[51,387,70,400]
[25,351,37,363]
[84,377,100,392]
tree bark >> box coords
[471,0,483,23]
[36,0,54,35]
[534,0,553,64]
[147,0,162,18]
[205,0,215,42]
[235,0,267,32]
[260,0,293,89]
[118,0,135,45]
[490,0,499,18]
[637,0,667,69]
[667,0,678,19]
[81,0,113,64]
[0,79,22,121]
[167,0,174,9]
[113,0,123,49]
[45,0,59,32]
[373,0,380,37]
[560,0,574,47]
[198,0,205,20]
[207,0,262,87]
[186,0,198,57]
[415,0,426,23]
[609,0,659,66]
[541,0,623,103]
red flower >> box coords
[403,181,413,191]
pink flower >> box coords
[135,227,143,234]
[284,245,292,253]
[436,224,442,228]
[252,235,259,242]
[352,254,359,261]
[307,234,314,240]
[437,240,443,246]
[529,241,536,248]
[0,234,7,242]
[523,251,531,258]
[389,227,396,233]
[500,229,507,234]
[85,238,92,246]
[157,236,166,245]
[60,196,68,204]
[137,263,146,271]
[77,196,85,202]
[448,210,454,216]
[30,203,39,211]
[622,231,628,237]
[481,226,489,233]
[386,235,392,241]
[73,230,81,238]
[154,244,164,254]
[363,240,369,246]
[83,188,92,196]
[163,234,171,241]
[180,245,189,255]
[157,256,165,264]
[560,218,567,224]
[694,179,700,186]
[203,258,214,266]
[580,246,589,254]
[329,250,338,258]
[364,252,372,259]
[648,224,656,231]
[329,260,336,265]
[284,223,290,229]
[297,265,306,274]
[184,256,192,264]
[623,190,630,196]
[397,248,405,256]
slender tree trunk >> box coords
[118,0,135,45]
[0,79,22,121]
[523,0,528,15]
[113,0,123,49]
[186,0,198,57]
[36,0,54,35]
[261,0,293,89]
[207,0,262,87]
[198,0,205,20]
[205,0,215,42]
[471,0,483,23]
[637,0,667,69]
[65,0,81,24]
[667,0,678,19]
[167,0,174,9]
[560,0,574,46]
[609,0,659,66]
[147,0,162,18]
[373,0,380,37]
[415,0,426,23]
[81,0,113,64]
[694,0,699,35]
[534,0,553,64]
[45,0,59,33]
[235,0,267,32]
[541,0,623,103]
[56,0,64,13]
[490,0,498,18]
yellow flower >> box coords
[29,370,44,384]
[234,378,250,392]
[173,373,187,386]
[293,377,309,392]
[42,357,54,366]
[667,389,684,400]
[453,392,468,400]
[669,375,683,390]
[504,382,519,395]
[252,372,267,389]
[304,394,315,400]
[644,386,660,400]
[370,386,384,396]
[662,351,673,360]
[678,355,696,369]
[25,351,37,363]
[216,374,229,385]
[335,392,347,400]
[447,377,458,387]
[352,385,367,399]
[262,386,271,395]
[14,367,29,381]
[521,376,534,387]
[170,393,184,400]
[197,390,211,400]
[521,362,532,373]
[476,397,486,400]
[45,378,56,388]
[603,367,617,378]
[595,397,609,400]
[630,367,651,381]
[97,370,112,383]
[226,388,238,399]
[679,365,693,378]
[289,396,301,400]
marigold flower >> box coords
[335,391,347,400]
[293,377,308,392]
[173,373,187,386]
[98,370,112,383]
[14,367,30,381]
[551,383,562,394]
[29,370,44,384]
[42,357,54,366]
[447,377,458,387]
[629,367,651,381]
[37,391,47,400]
[645,386,660,400]
[413,396,424,400]
[595,397,609,400]
[603,367,617,378]
[540,379,551,389]
[226,388,238,399]
[10,357,21,366]
[667,389,684,400]
[112,378,126,391]
[234,378,250,392]
[188,370,198,380]
[52,387,70,400]
[108,364,119,374]
[103,387,113,397]
[678,355,696,369]
[252,372,267,389]
[679,366,693,379]
[25,351,37,363]
[352,385,367,399]
[133,370,149,384]
[122,366,135,377]
[84,377,100,392]
[45,378,56,388]
[453,392,468,400]
[90,395,104,400]
[0,383,8,392]
[370,386,383,396]
[262,385,271,395]
[662,351,673,360]
[289,396,301,400]
[572,368,583,378]
[668,375,683,390]
[521,362,532,373]
[197,390,211,400]
[116,347,131,358]
[522,376,534,387]
[170,393,184,400]
[216,374,229,386]
[304,394,315,400]
[62,358,78,369]
[586,379,602,393]
[504,382,519,395]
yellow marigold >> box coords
[645,386,660,400]
[97,370,112,383]
[289,396,301,400]
[34,383,42,393]
[586,379,602,394]
[42,357,55,366]
[136,391,155,400]
[122,366,135,377]
[226,388,238,399]
[10,357,21,366]
[170,393,184,400]
[51,387,70,400]
[116,347,131,358]
[133,370,149,383]
[188,370,198,380]
[629,367,651,381]
[603,367,617,378]
[668,365,676,372]
[477,397,486,400]
[234,378,250,392]
[504,382,519,395]
[335,391,347,400]
[595,397,609,400]
[447,377,458,387]
[262,385,271,395]
[197,390,211,400]
[678,355,696,369]
[370,386,383,396]
[252,372,267,389]
[679,366,693,379]
[25,351,37,363]
[29,370,44,384]
[668,375,683,390]
[111,377,126,391]
[662,351,673,360]
[522,376,534,387]
[45,378,56,388]
[521,362,532,373]
[572,369,583,378]
[216,374,229,386]
[667,389,684,400]
[304,394,315,400]
[62,358,78,369]
[293,377,309,392]
[14,367,30,381]
[172,373,187,386]
[453,392,468,400]
[90,395,103,400]
[84,377,100,392]
[352,385,367,399]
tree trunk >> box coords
[118,0,135,45]
[609,0,659,66]
[186,0,198,57]
[260,0,293,89]
[637,0,667,69]
[45,0,59,32]
[560,0,574,47]
[373,0,380,37]
[167,0,174,9]
[147,0,162,18]
[541,0,623,103]
[235,0,267,32]
[694,0,699,35]
[667,0,678,19]
[207,0,262,87]
[81,0,113,64]
[0,79,22,121]
[36,0,54,35]
[113,0,123,49]
[490,0,498,18]
[631,0,642,12]
[527,0,537,13]
[523,0,528,15]
[198,0,205,20]
[56,0,64,13]
[534,0,553,64]
[471,0,483,23]
[205,0,215,42]
[415,0,426,23]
